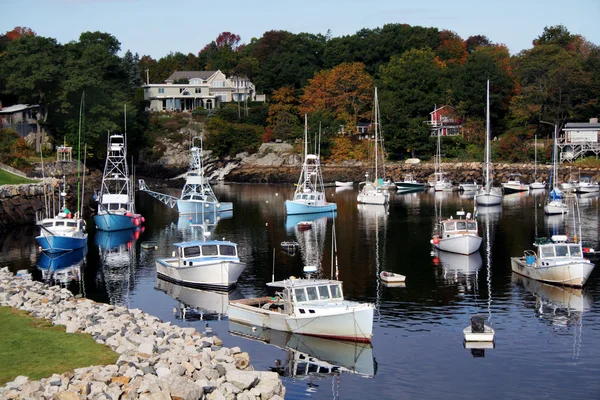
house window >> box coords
[158,88,164,94]
[195,88,202,94]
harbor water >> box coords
[2,184,600,399]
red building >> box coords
[428,105,462,136]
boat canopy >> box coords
[173,239,236,247]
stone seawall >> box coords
[0,183,52,226]
[226,161,600,184]
[0,268,286,400]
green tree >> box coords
[378,48,447,159]
[0,34,63,151]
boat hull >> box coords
[335,181,353,187]
[510,257,595,287]
[544,200,568,215]
[379,271,405,283]
[228,301,374,343]
[577,185,599,193]
[459,183,478,191]
[463,326,495,342]
[357,192,388,205]
[529,182,546,190]
[396,182,425,189]
[177,200,233,215]
[284,200,337,215]
[432,234,482,255]
[155,258,246,290]
[35,235,88,253]
[94,213,142,231]
[502,183,529,193]
[475,192,502,206]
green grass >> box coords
[0,169,37,185]
[0,306,119,384]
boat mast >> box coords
[374,87,379,182]
[485,80,491,192]
[552,123,557,190]
[534,133,537,181]
[77,91,84,218]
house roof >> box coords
[430,105,456,115]
[165,71,217,83]
[0,104,39,114]
[564,122,600,130]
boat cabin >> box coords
[174,240,238,264]
[534,236,583,262]
[266,279,345,311]
[293,192,325,204]
[437,211,477,238]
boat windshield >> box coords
[569,245,582,257]
[219,245,236,256]
[183,246,201,257]
[456,221,467,230]
[540,246,555,258]
[555,245,569,257]
[293,284,343,302]
[201,245,218,256]
[467,222,477,231]
[444,222,456,231]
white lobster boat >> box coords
[510,235,595,288]
[156,239,246,290]
[431,210,482,255]
[502,173,529,194]
[228,277,374,343]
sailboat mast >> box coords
[553,123,558,190]
[534,133,537,179]
[374,87,379,182]
[485,80,491,191]
[77,92,84,218]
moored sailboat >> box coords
[475,80,503,206]
[285,116,337,215]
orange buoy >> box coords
[433,257,440,265]
[433,237,440,245]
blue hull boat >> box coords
[284,200,337,215]
[37,246,88,271]
[36,234,87,253]
[95,227,140,250]
[94,213,143,232]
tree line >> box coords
[0,23,598,166]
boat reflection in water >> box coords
[433,250,483,291]
[512,274,593,361]
[95,227,140,305]
[155,277,244,320]
[177,210,233,240]
[229,320,377,380]
[37,246,87,288]
[285,212,333,272]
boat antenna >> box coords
[77,91,84,219]
[80,143,87,218]
[40,145,48,218]
[318,121,321,159]
[272,247,275,283]
[332,213,339,279]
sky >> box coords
[2,0,600,59]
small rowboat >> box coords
[463,315,495,342]
[379,271,405,283]
[141,241,158,250]
[335,181,354,187]
[297,221,313,231]
[281,241,299,248]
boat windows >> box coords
[330,284,342,299]
[219,245,236,256]
[42,222,53,228]
[302,194,308,200]
[295,288,307,302]
[456,221,467,230]
[309,195,315,200]
[318,285,330,299]
[569,245,582,257]
[555,245,569,257]
[306,287,318,301]
[467,222,477,231]
[183,246,201,257]
[444,222,456,231]
[540,246,555,258]
[66,221,77,227]
[202,245,218,256]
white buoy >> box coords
[265,223,268,226]
[275,193,278,196]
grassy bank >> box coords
[0,169,37,185]
[0,306,118,384]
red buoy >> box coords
[433,237,440,245]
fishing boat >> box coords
[511,235,595,287]
[379,271,405,283]
[139,136,233,215]
[156,238,246,290]
[285,116,337,215]
[94,131,143,231]
[335,181,353,187]
[502,173,529,194]
[358,88,390,205]
[431,210,482,255]
[529,132,546,190]
[396,174,425,190]
[463,314,495,342]
[475,81,503,206]
[560,166,577,192]
[544,123,568,215]
[576,176,599,193]
[228,277,374,342]
[459,180,479,192]
[36,178,88,253]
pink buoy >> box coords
[141,216,145,223]
[125,212,133,217]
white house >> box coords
[143,70,264,112]
[558,118,600,162]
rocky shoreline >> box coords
[0,268,285,400]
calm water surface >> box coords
[2,184,600,400]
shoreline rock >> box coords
[0,268,285,400]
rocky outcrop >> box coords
[0,268,286,400]
[0,181,60,225]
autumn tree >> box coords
[0,26,35,54]
[266,86,303,141]
[465,35,492,53]
[300,62,374,130]
[435,30,467,65]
